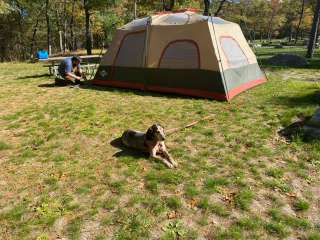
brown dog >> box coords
[121,124,178,168]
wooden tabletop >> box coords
[40,55,101,64]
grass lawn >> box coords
[0,48,320,240]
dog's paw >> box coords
[167,163,174,169]
[169,159,178,168]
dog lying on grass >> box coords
[121,124,178,168]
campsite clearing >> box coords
[0,48,320,239]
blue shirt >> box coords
[58,58,80,76]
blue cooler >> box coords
[37,50,49,60]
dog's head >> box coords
[146,124,165,141]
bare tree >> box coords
[306,0,320,58]
[45,0,51,55]
[84,0,92,55]
[295,0,305,45]
[204,0,211,16]
[63,0,67,53]
[215,0,227,16]
[70,0,77,51]
[30,18,40,58]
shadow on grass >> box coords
[110,137,148,159]
[80,82,210,101]
[272,90,320,107]
[38,80,91,88]
[38,83,64,88]
[258,56,320,69]
[277,115,320,142]
[278,116,310,141]
[17,73,51,80]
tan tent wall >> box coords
[100,28,146,66]
[147,21,219,71]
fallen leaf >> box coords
[223,191,236,203]
[285,192,297,198]
[187,198,198,209]
[167,211,180,219]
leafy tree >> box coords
[82,0,115,55]
[0,0,13,14]
[0,0,319,61]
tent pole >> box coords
[142,16,152,89]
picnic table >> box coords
[41,55,101,78]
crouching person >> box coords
[57,56,83,86]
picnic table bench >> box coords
[46,63,98,77]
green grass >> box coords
[308,232,320,240]
[293,198,310,211]
[165,196,182,210]
[204,177,229,193]
[198,197,230,217]
[265,222,290,237]
[67,217,82,240]
[0,47,320,239]
[0,140,11,150]
[235,189,255,211]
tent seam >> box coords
[210,16,229,100]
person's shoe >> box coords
[70,84,80,89]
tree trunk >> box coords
[0,45,5,62]
[63,0,67,53]
[163,0,175,11]
[16,2,25,60]
[267,10,276,42]
[306,0,320,58]
[295,0,305,45]
[203,0,211,16]
[134,0,137,19]
[45,0,51,55]
[288,25,293,42]
[215,0,227,16]
[30,18,39,58]
[70,0,76,51]
[59,31,63,53]
[84,1,92,55]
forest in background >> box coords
[0,0,319,61]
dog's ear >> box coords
[159,124,165,131]
[146,126,155,140]
[156,123,163,129]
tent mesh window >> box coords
[115,31,146,67]
[122,17,148,30]
[159,41,199,69]
[159,13,190,25]
[220,37,248,68]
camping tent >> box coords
[93,11,266,101]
